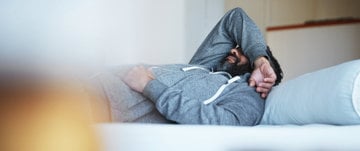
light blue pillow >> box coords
[261,59,360,125]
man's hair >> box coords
[266,46,283,86]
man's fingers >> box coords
[258,82,273,90]
[256,87,270,94]
[264,77,276,83]
[146,68,155,79]
[249,79,256,87]
[261,92,268,99]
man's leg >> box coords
[86,67,171,123]
[189,7,267,69]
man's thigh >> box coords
[86,66,170,123]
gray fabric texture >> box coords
[89,7,268,126]
[143,64,265,126]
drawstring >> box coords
[182,66,210,72]
[182,66,232,79]
[210,71,232,79]
[181,66,240,105]
[203,76,241,105]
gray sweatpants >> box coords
[87,66,172,123]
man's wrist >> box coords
[254,56,269,68]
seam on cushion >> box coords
[352,70,360,119]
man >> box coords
[90,7,283,125]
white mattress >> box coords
[96,123,360,151]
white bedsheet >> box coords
[96,123,360,151]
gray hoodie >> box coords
[139,7,268,125]
[95,7,268,126]
[143,64,265,126]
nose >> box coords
[230,48,248,66]
[230,48,239,56]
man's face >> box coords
[217,48,251,76]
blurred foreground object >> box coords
[0,67,101,151]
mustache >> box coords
[217,54,251,77]
[226,52,240,64]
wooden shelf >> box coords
[267,19,360,31]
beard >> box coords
[216,56,252,77]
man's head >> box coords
[217,47,283,86]
[216,47,252,77]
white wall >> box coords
[99,0,186,65]
[267,24,360,81]
[225,0,269,35]
[185,0,225,62]
[225,0,360,35]
[267,0,316,26]
[0,0,226,69]
[3,0,357,71]
[315,0,360,19]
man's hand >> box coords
[249,57,276,98]
[123,65,154,93]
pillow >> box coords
[261,59,360,125]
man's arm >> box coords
[122,65,154,93]
[123,65,262,125]
[189,7,268,70]
[143,80,262,125]
[188,8,277,97]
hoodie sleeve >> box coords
[189,7,268,68]
[143,79,263,126]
